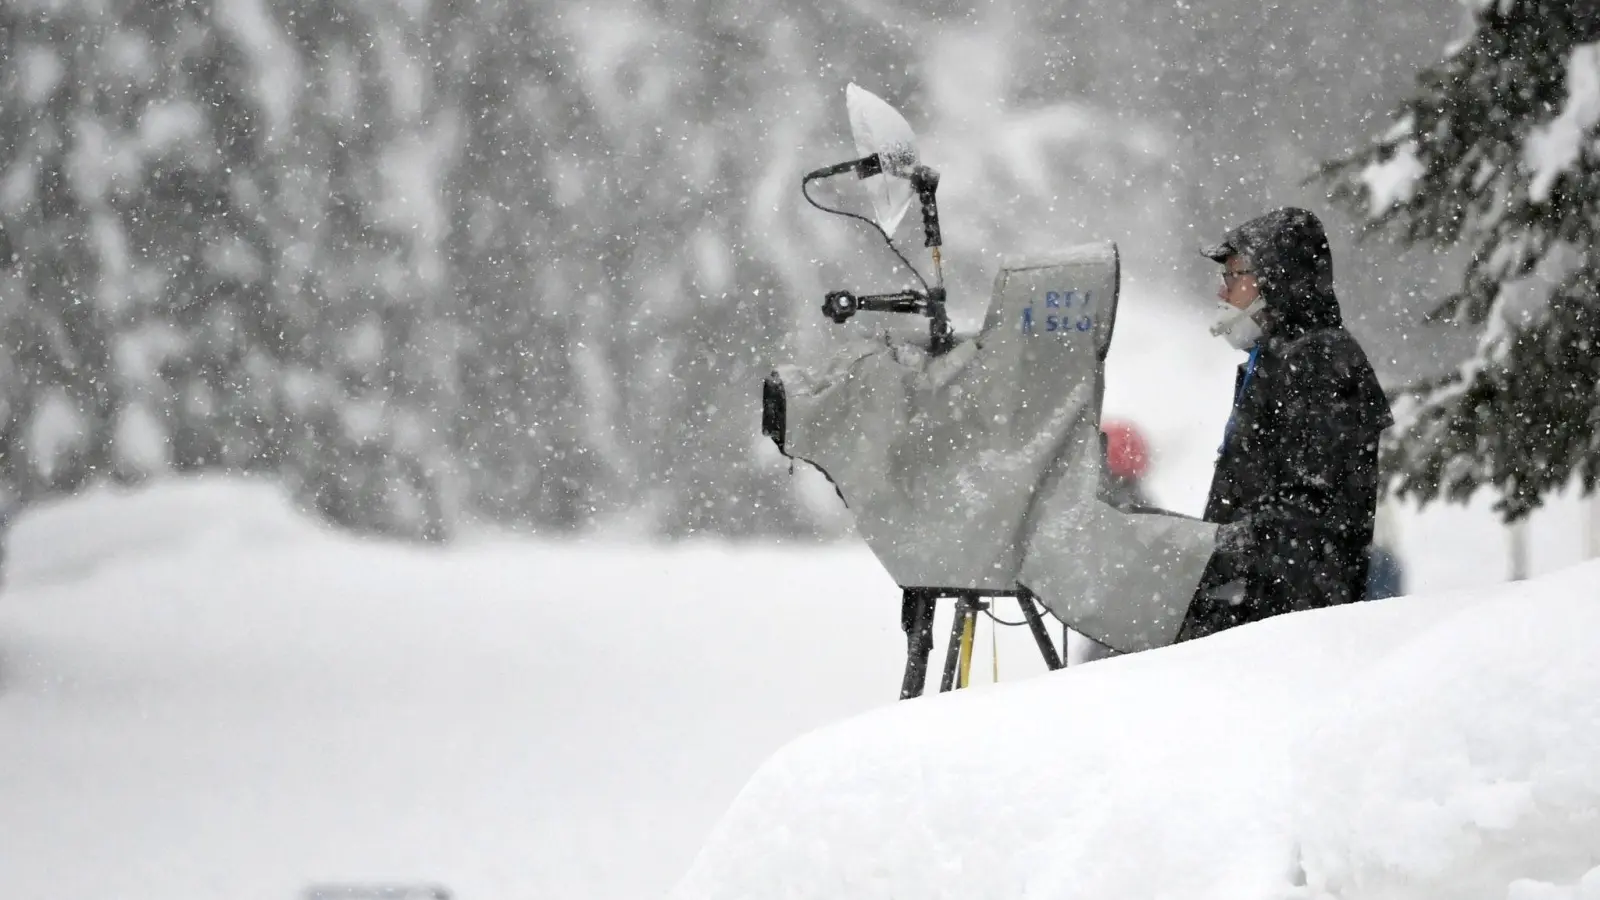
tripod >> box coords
[898,587,1065,699]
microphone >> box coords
[802,144,923,185]
[874,142,919,179]
[803,155,877,183]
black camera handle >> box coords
[800,156,953,355]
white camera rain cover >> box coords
[771,243,1218,652]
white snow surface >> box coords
[0,478,911,900]
[6,479,1598,900]
[674,570,1600,900]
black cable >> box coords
[801,173,930,294]
[991,595,1072,628]
[981,606,1030,627]
[1033,599,1068,626]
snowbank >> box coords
[671,567,1600,900]
[1,476,1594,900]
[0,478,908,900]
[8,476,318,587]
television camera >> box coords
[763,85,1219,699]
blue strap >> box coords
[1219,343,1262,453]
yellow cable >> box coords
[956,609,976,689]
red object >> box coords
[1101,419,1150,480]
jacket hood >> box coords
[1203,207,1341,338]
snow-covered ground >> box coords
[1,291,1594,899]
[671,564,1600,900]
[0,480,909,899]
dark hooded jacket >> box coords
[1179,208,1394,641]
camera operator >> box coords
[1180,208,1394,642]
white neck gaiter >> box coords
[1211,298,1266,351]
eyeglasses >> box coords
[1221,269,1256,285]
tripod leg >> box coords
[955,603,977,689]
[900,589,936,700]
[1016,589,1064,671]
[939,596,969,693]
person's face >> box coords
[1218,254,1260,309]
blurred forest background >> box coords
[0,0,1470,540]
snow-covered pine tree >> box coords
[0,0,456,539]
[274,0,457,542]
[1320,0,1600,521]
[426,0,608,532]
